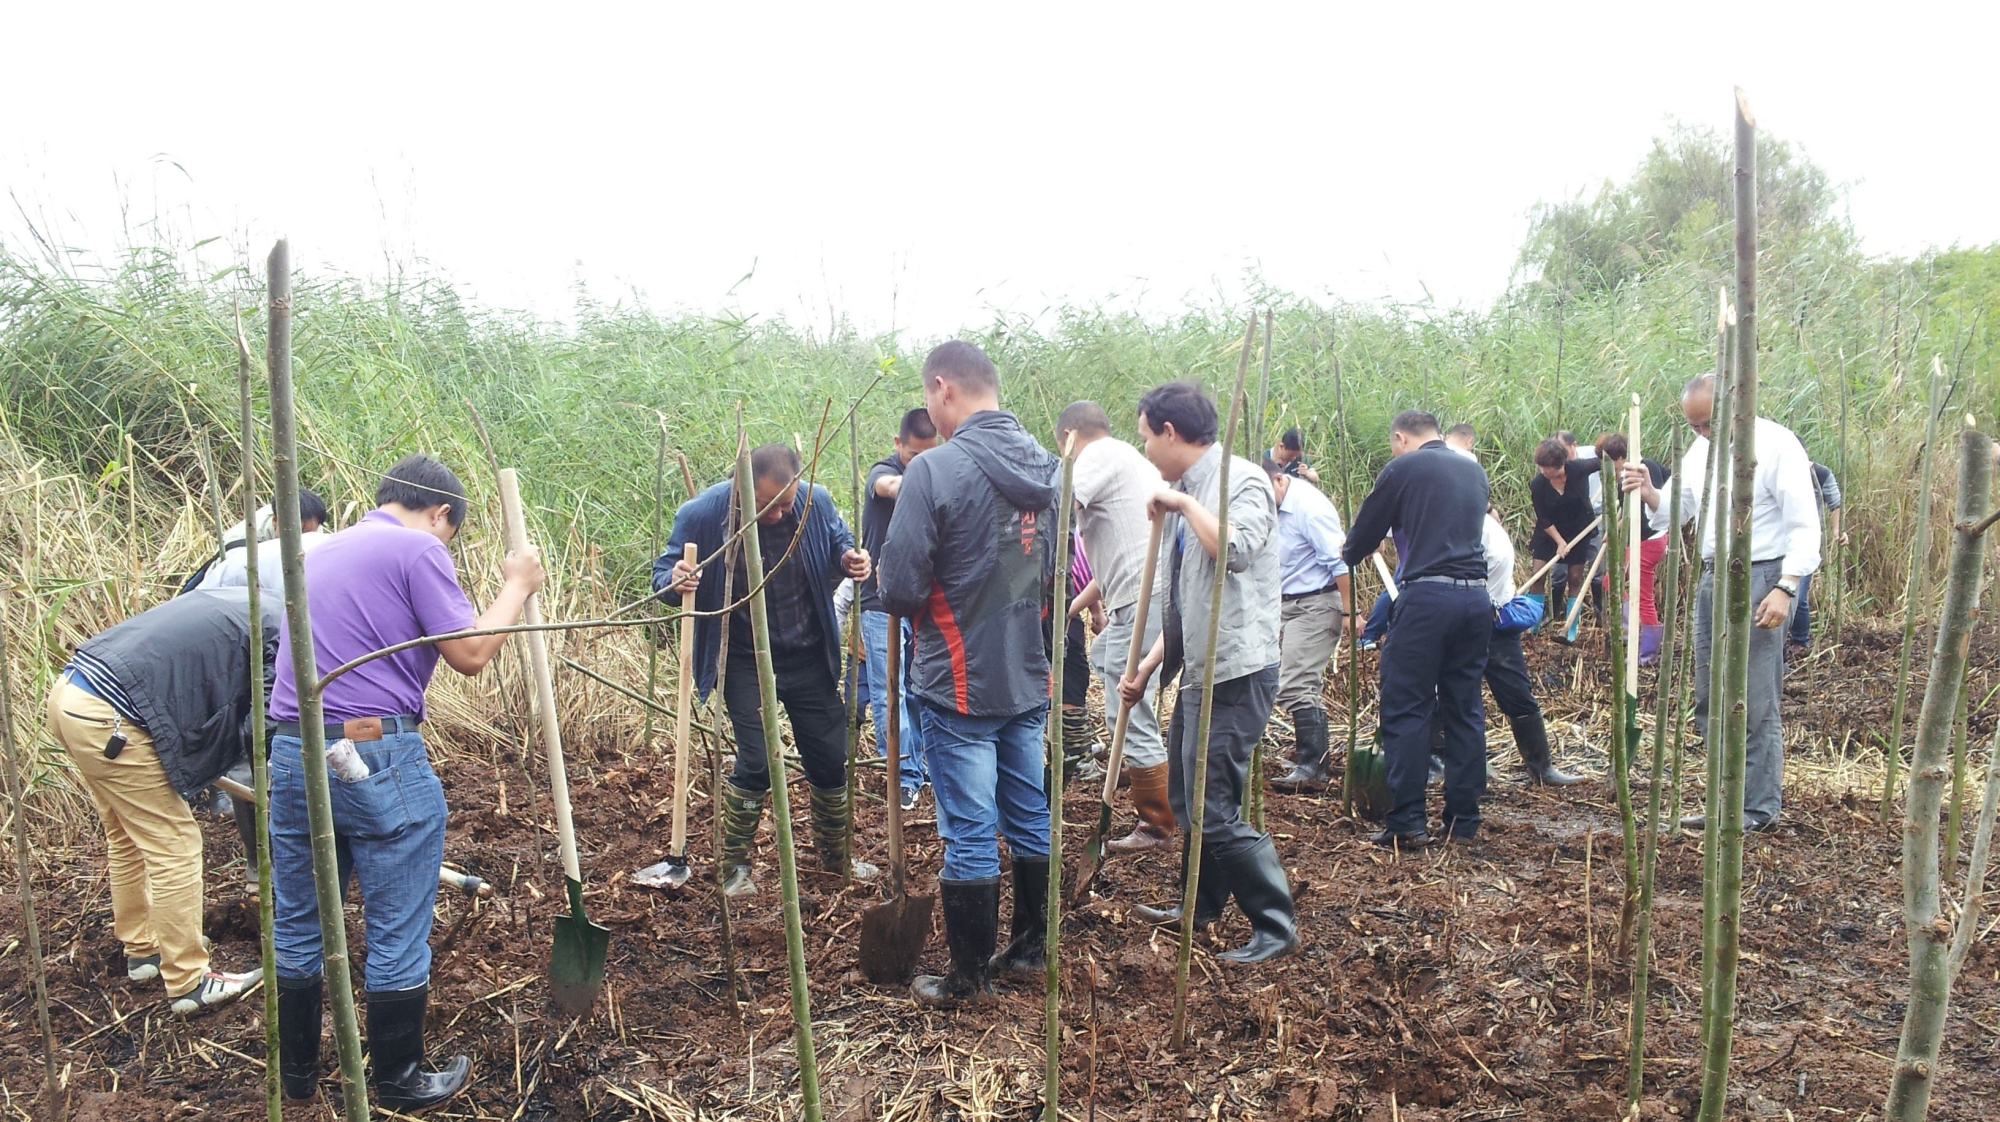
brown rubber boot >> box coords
[1107,762,1175,853]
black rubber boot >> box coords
[990,857,1049,978]
[366,986,471,1112]
[1270,707,1330,790]
[1132,837,1227,929]
[1216,837,1300,965]
[912,878,999,1007]
[1511,713,1583,786]
[718,783,767,897]
[278,976,322,1101]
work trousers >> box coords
[725,647,850,792]
[1276,588,1345,713]
[1379,582,1491,836]
[1090,599,1165,768]
[1166,665,1279,862]
[1789,572,1816,647]
[1693,560,1788,823]
[271,731,447,991]
[918,701,1052,880]
[48,678,210,995]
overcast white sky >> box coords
[5,2,1995,339]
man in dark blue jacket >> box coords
[654,443,874,896]
[1342,411,1493,848]
[878,340,1059,1007]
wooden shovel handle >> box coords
[1372,552,1399,601]
[1098,513,1165,801]
[499,469,582,885]
[670,542,697,857]
[1520,514,1603,591]
[885,614,906,895]
[1623,395,1643,692]
[1563,536,1611,633]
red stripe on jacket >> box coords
[926,584,972,715]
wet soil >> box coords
[5,618,2000,1120]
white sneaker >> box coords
[170,968,264,1017]
[127,955,161,984]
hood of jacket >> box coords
[949,411,1059,512]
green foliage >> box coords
[3,125,1999,613]
[1517,124,1851,296]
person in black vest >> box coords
[46,588,278,1015]
[1341,411,1493,848]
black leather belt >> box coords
[272,714,422,743]
[1700,558,1783,572]
[1282,582,1341,603]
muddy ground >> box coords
[5,617,1999,1120]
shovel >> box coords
[633,542,700,892]
[1561,543,1609,646]
[858,615,933,984]
[499,468,609,1015]
[1347,726,1393,822]
[1068,513,1164,906]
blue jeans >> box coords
[269,732,447,991]
[1789,573,1814,647]
[917,700,1051,881]
[862,611,926,792]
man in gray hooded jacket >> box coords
[878,340,1059,1007]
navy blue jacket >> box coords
[652,479,855,699]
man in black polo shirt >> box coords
[1341,411,1492,847]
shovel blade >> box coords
[1349,744,1391,822]
[858,892,934,985]
[630,855,692,892]
[550,880,610,1015]
[1066,803,1116,907]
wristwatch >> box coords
[1775,580,1799,598]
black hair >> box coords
[1137,381,1219,445]
[1555,430,1579,447]
[375,454,468,527]
[1445,423,1476,441]
[923,340,999,395]
[299,488,329,528]
[1391,410,1441,439]
[1596,432,1629,461]
[898,408,937,443]
[1056,400,1112,440]
[750,443,803,484]
[1261,456,1287,478]
[1280,426,1303,452]
[1533,438,1570,469]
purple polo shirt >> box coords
[269,510,478,723]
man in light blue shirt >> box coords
[1264,461,1355,789]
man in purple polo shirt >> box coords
[268,454,543,1111]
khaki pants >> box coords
[46,677,209,995]
[1276,588,1345,713]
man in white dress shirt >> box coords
[1262,460,1354,790]
[1621,373,1820,832]
[1445,424,1479,461]
[194,490,332,601]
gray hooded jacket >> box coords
[878,410,1060,718]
